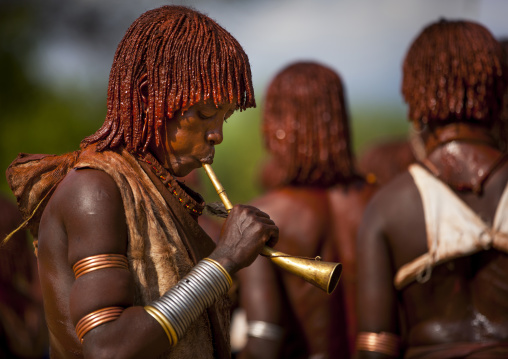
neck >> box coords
[423,123,498,155]
[147,138,176,176]
[136,152,205,216]
[419,123,505,194]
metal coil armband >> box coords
[144,258,231,345]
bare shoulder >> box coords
[357,171,418,264]
[249,187,328,255]
[487,159,508,194]
[55,167,121,198]
[329,178,377,202]
[364,171,416,218]
[327,179,378,222]
[358,171,420,244]
[49,168,124,221]
[45,168,128,263]
[250,187,328,225]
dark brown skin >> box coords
[178,171,223,243]
[328,180,378,354]
[238,179,376,359]
[356,125,508,358]
[36,99,278,358]
[357,139,417,187]
[0,196,48,358]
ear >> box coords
[138,73,149,107]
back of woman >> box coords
[237,61,374,359]
[356,19,508,358]
[328,179,377,354]
[243,186,347,358]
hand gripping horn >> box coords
[202,164,342,294]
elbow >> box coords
[83,343,121,359]
[82,339,139,359]
[82,333,167,359]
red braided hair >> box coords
[262,61,355,188]
[82,5,255,152]
[402,19,507,128]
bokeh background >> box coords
[2,0,508,205]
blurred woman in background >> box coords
[237,61,377,359]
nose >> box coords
[206,127,223,146]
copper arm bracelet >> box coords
[356,331,401,357]
[75,306,124,343]
[73,254,129,279]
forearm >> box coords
[82,306,169,359]
[356,332,401,359]
[76,258,232,358]
[237,257,284,359]
[238,337,283,359]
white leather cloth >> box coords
[394,164,508,289]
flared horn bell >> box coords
[261,246,342,294]
[202,163,343,295]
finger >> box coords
[255,217,276,225]
[266,239,277,248]
[253,210,271,219]
[265,233,279,248]
[241,205,271,219]
[262,226,279,246]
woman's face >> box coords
[151,99,236,177]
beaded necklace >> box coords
[137,152,204,216]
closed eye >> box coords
[198,111,216,120]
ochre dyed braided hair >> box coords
[82,5,255,152]
[262,61,355,188]
[402,19,507,129]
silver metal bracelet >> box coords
[145,258,231,344]
[247,320,284,341]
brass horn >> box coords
[202,163,342,294]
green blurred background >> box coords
[0,1,414,207]
[10,0,503,205]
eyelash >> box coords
[198,112,214,120]
[198,111,234,122]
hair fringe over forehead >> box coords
[82,5,255,153]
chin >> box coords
[173,165,198,178]
[179,169,194,177]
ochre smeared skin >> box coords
[238,62,377,359]
[356,19,508,359]
[8,5,280,359]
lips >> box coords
[200,153,214,165]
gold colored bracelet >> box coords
[75,306,124,343]
[203,257,233,287]
[144,305,178,346]
[356,331,401,357]
[73,254,129,279]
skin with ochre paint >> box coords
[36,99,278,358]
[356,19,508,359]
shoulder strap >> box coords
[395,164,490,289]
